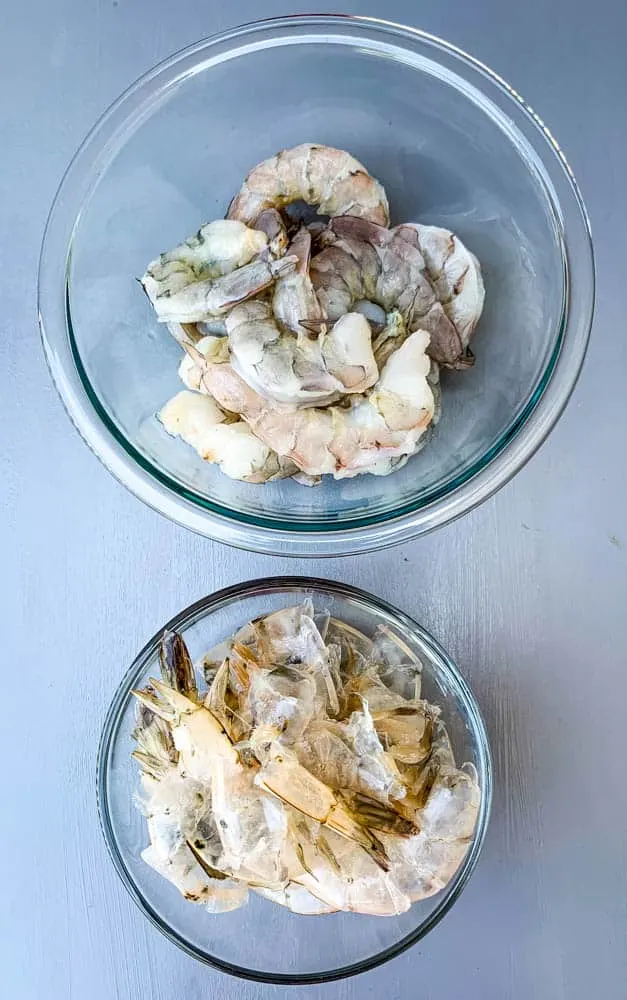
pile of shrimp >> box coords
[142,144,485,484]
[132,602,481,916]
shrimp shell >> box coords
[131,617,482,917]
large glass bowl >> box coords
[97,577,492,983]
[39,16,594,556]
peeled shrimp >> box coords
[177,332,229,390]
[147,254,296,324]
[226,227,377,406]
[311,216,472,369]
[142,219,268,308]
[254,208,289,258]
[140,145,490,489]
[227,143,389,227]
[227,300,378,408]
[271,226,327,338]
[184,329,436,478]
[159,390,297,483]
[227,300,309,403]
[396,223,485,353]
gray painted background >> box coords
[2,2,626,998]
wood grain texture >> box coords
[2,1,627,997]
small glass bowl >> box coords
[97,577,492,984]
[40,16,594,555]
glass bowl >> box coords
[97,577,492,984]
[39,16,594,556]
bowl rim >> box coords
[96,575,493,985]
[39,14,595,556]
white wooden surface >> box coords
[3,1,627,997]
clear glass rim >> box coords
[96,576,493,984]
[39,14,595,556]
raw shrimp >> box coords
[142,219,268,306]
[159,389,297,483]
[183,329,436,478]
[227,227,377,406]
[174,332,349,476]
[177,332,230,389]
[227,143,389,227]
[227,300,378,407]
[395,223,485,353]
[148,254,297,324]
[176,337,327,487]
[273,227,380,396]
[254,208,289,258]
[139,145,489,490]
[270,227,326,338]
[310,216,472,369]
